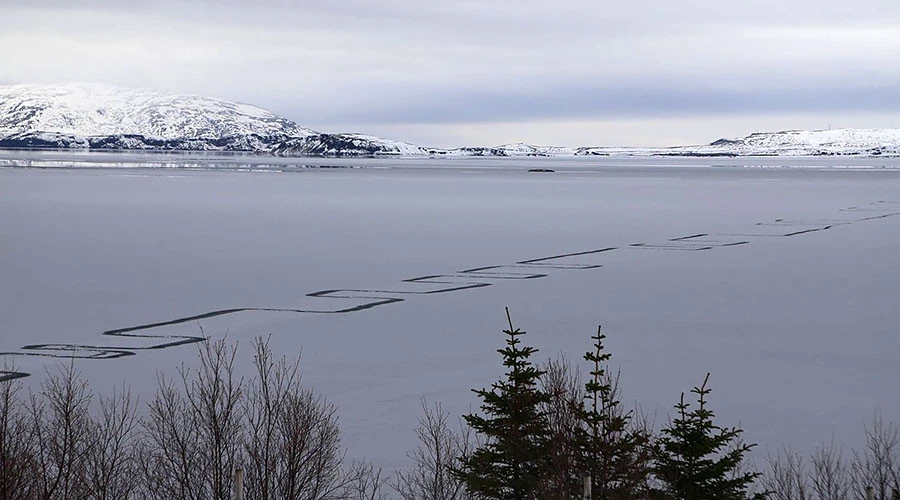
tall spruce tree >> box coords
[453,309,552,500]
[652,373,764,500]
[577,326,652,499]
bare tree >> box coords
[243,336,290,500]
[851,413,900,500]
[765,417,899,500]
[0,370,38,500]
[764,448,810,500]
[811,440,852,500]
[138,338,244,500]
[393,400,472,500]
[346,460,390,500]
[278,388,346,499]
[243,337,350,500]
[539,355,583,500]
[593,367,654,498]
[29,362,94,500]
[189,338,244,499]
[138,371,205,500]
[4,363,137,500]
[84,385,139,500]
[629,403,658,494]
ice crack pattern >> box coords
[2,201,898,382]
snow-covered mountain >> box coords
[1,84,899,157]
[0,83,314,141]
[0,83,421,156]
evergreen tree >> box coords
[453,309,552,500]
[652,373,764,500]
[576,326,652,499]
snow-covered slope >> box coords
[692,128,900,156]
[572,129,900,157]
[273,133,430,156]
[0,83,425,156]
[0,83,315,141]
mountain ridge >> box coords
[1,83,898,157]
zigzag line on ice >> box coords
[1,203,898,383]
[0,248,618,381]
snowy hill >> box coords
[0,83,314,141]
[0,83,420,156]
[572,129,900,157]
[692,128,900,156]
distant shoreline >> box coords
[1,146,898,159]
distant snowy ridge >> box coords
[571,129,900,157]
[0,83,425,156]
[1,84,899,157]
[272,133,430,156]
[442,130,900,157]
[438,143,577,157]
[692,128,900,156]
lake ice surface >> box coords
[1,151,899,469]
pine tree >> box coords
[652,373,765,500]
[453,309,552,500]
[576,326,652,499]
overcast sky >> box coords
[2,0,900,147]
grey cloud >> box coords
[264,77,900,125]
[2,0,900,143]
[8,0,900,34]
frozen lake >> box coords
[1,150,899,469]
